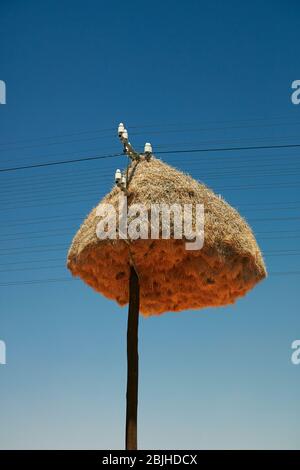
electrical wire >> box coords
[2,163,300,199]
[2,169,300,207]
[1,207,300,243]
[2,115,300,149]
[2,179,300,213]
[2,143,300,174]
[1,148,300,179]
[1,270,300,287]
[0,152,123,173]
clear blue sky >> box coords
[0,0,300,449]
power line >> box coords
[264,249,300,253]
[0,145,121,166]
[0,227,73,241]
[249,216,300,222]
[2,173,300,212]
[3,180,300,213]
[0,264,64,273]
[1,148,299,180]
[2,143,300,174]
[2,226,298,241]
[1,209,300,242]
[5,127,282,153]
[1,147,299,191]
[1,212,300,232]
[2,213,82,227]
[9,239,300,270]
[257,235,300,240]
[2,172,296,202]
[0,133,116,153]
[0,152,123,173]
[0,236,299,269]
[0,194,105,211]
[0,277,77,287]
[2,216,82,228]
[0,170,298,206]
[2,164,300,200]
[155,134,300,150]
[0,243,68,253]
[129,115,300,128]
[6,125,297,156]
[238,206,300,213]
[271,271,300,276]
[131,121,300,137]
[1,251,299,274]
[0,258,63,267]
[2,227,300,244]
[1,192,300,213]
[1,270,300,287]
[0,243,299,258]
[215,181,300,191]
[159,143,300,156]
[2,115,300,148]
[266,253,300,256]
[3,169,300,207]
[0,127,116,147]
[254,229,300,234]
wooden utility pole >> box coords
[117,123,152,450]
[125,265,140,450]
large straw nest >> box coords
[67,156,266,316]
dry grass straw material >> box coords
[67,156,267,316]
